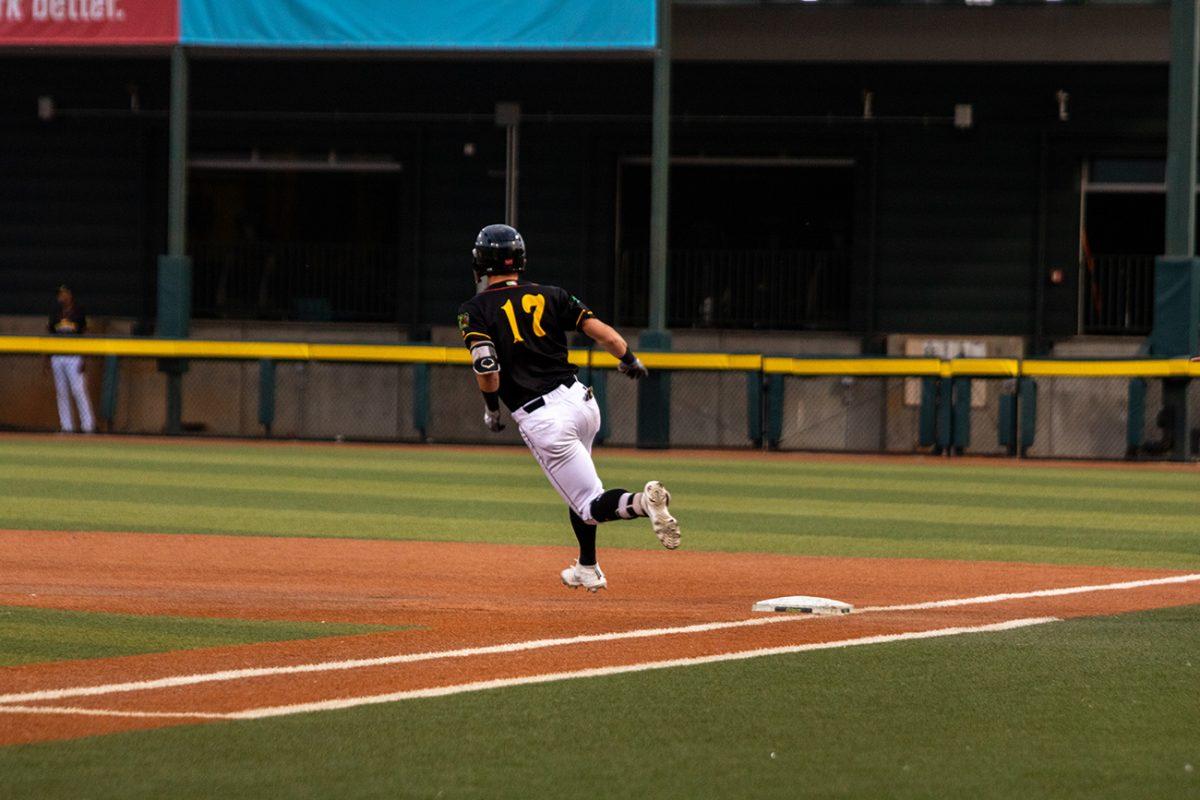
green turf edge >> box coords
[2,438,1199,570]
[1,605,1196,800]
[0,606,405,667]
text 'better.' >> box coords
[3,0,126,23]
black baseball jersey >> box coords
[458,279,596,411]
[48,304,86,335]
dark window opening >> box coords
[616,162,854,330]
[188,169,402,322]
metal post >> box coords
[159,45,192,436]
[167,45,188,259]
[496,102,520,227]
[647,0,671,333]
[506,124,519,227]
[1165,0,1198,259]
[1159,0,1200,460]
[636,0,673,448]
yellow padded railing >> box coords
[1,335,1198,377]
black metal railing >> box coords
[616,249,852,330]
[191,242,401,322]
[1081,254,1155,335]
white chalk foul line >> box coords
[0,706,226,720]
[0,572,1196,707]
[0,617,1059,721]
[0,616,817,706]
[855,572,1200,613]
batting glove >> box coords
[483,407,505,432]
[618,357,648,380]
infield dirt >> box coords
[1,530,1198,746]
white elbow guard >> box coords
[471,342,500,375]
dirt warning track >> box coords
[1,530,1198,746]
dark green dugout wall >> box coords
[0,57,1171,343]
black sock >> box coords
[590,488,645,522]
[569,509,597,566]
[589,488,626,523]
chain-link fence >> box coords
[771,374,1198,459]
[2,345,1197,461]
[774,375,1008,456]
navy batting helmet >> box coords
[472,224,526,277]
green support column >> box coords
[765,374,784,449]
[158,45,192,435]
[1018,377,1038,455]
[167,46,189,262]
[918,377,938,448]
[1151,258,1199,459]
[951,377,972,454]
[648,0,670,334]
[935,380,952,453]
[637,329,671,448]
[1126,378,1147,458]
[258,359,276,435]
[1157,0,1200,460]
[100,355,119,430]
[1166,0,1198,258]
[638,0,673,448]
[746,372,763,446]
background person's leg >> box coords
[66,357,95,433]
[50,356,74,432]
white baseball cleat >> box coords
[561,560,607,592]
[643,480,680,550]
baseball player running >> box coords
[458,224,679,592]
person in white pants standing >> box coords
[457,224,680,592]
[47,286,95,434]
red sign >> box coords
[0,0,178,45]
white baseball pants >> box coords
[51,355,95,433]
[513,381,605,524]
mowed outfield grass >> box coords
[0,436,1198,799]
[0,606,403,666]
[0,437,1198,568]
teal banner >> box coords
[182,0,656,50]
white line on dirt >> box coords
[0,617,1059,720]
[0,572,1195,707]
[0,706,226,720]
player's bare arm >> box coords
[474,369,504,432]
[468,334,504,432]
[475,372,500,393]
[580,317,647,379]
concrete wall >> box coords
[667,331,862,450]
[862,334,1027,456]
[1025,336,1143,459]
[0,317,863,447]
[183,321,421,441]
[3,318,1190,460]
